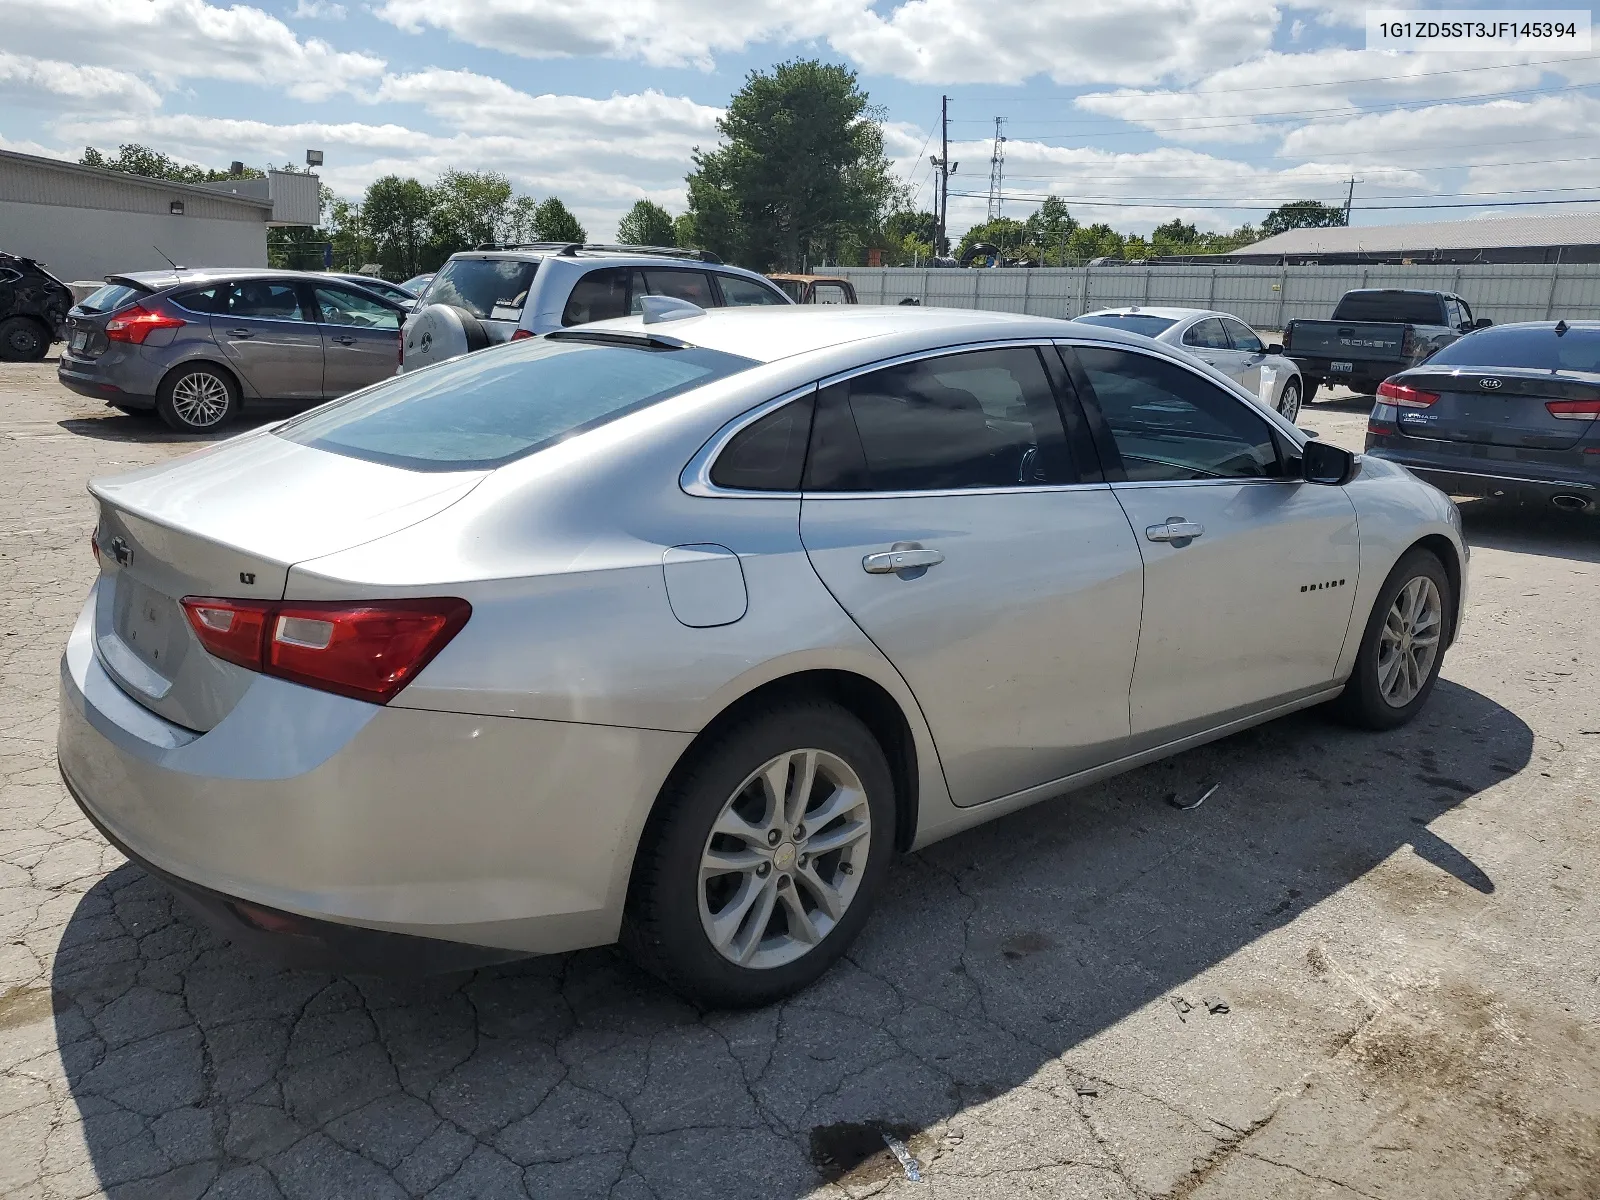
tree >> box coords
[671,212,699,249]
[430,170,513,251]
[956,217,1030,263]
[617,200,676,246]
[1022,196,1077,263]
[81,143,264,183]
[363,175,435,280]
[504,195,540,244]
[533,197,586,243]
[685,59,899,271]
[1260,200,1347,237]
[1066,222,1126,262]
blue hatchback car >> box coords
[58,269,407,432]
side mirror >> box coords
[1473,317,1493,329]
[1300,438,1356,485]
[1266,343,1283,355]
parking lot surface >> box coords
[1,361,1597,1200]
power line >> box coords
[988,155,1599,184]
[948,190,1600,212]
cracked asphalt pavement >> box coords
[2,360,1597,1199]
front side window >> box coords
[429,257,540,320]
[1224,318,1264,354]
[805,347,1074,492]
[717,275,787,306]
[226,281,307,322]
[277,338,757,471]
[1072,346,1281,482]
[563,268,631,325]
[314,287,400,329]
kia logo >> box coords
[1479,378,1502,390]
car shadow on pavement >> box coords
[1458,497,1600,564]
[58,413,286,444]
[50,679,1530,1199]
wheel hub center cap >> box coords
[771,841,797,872]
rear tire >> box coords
[1302,378,1319,404]
[622,701,895,1008]
[0,316,49,362]
[1331,549,1452,730]
[1276,379,1302,423]
[156,363,240,432]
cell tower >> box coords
[986,117,1007,222]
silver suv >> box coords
[399,244,790,373]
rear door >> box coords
[213,280,324,400]
[799,344,1145,806]
[1063,342,1359,746]
[311,284,402,397]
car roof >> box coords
[113,267,320,288]
[1085,306,1233,321]
[442,247,776,280]
[768,274,850,284]
[580,304,1152,365]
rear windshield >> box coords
[1426,325,1600,374]
[1075,313,1178,338]
[275,337,757,471]
[1330,292,1446,325]
[77,282,149,313]
[427,257,541,320]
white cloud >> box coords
[292,0,347,17]
[0,52,161,112]
[4,0,383,101]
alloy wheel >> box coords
[1376,575,1443,707]
[170,371,231,428]
[698,748,872,970]
[1277,381,1302,423]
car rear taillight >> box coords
[1546,399,1600,420]
[90,529,100,565]
[180,596,470,704]
[1376,379,1439,409]
[105,304,185,344]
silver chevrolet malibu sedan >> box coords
[58,305,1467,1006]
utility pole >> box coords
[1343,177,1360,226]
[986,117,1008,222]
[932,96,950,258]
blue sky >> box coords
[4,0,1598,242]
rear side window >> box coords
[170,286,227,314]
[276,338,757,471]
[805,347,1074,492]
[429,257,541,320]
[563,268,631,325]
[717,275,787,306]
[226,281,307,321]
[1331,292,1447,325]
[78,283,148,313]
[1427,325,1600,373]
[643,270,714,307]
[710,394,815,490]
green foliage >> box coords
[686,59,899,271]
[363,175,437,279]
[505,195,541,244]
[80,143,264,183]
[956,218,1030,263]
[884,210,937,246]
[430,169,514,249]
[532,197,586,243]
[617,200,676,246]
[1261,199,1347,237]
[671,212,698,249]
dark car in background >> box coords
[58,269,406,432]
[1365,321,1600,513]
[1286,289,1489,398]
[0,251,74,361]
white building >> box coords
[0,149,321,284]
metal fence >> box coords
[830,263,1600,329]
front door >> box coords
[1063,342,1360,745]
[212,280,324,400]
[799,345,1145,806]
[1219,315,1268,399]
[312,285,403,397]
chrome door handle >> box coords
[335,335,356,345]
[1145,519,1204,543]
[862,547,944,574]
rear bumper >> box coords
[1289,357,1403,390]
[1365,446,1599,506]
[57,590,692,967]
[57,358,155,408]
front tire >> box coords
[0,316,49,362]
[156,364,239,432]
[623,701,895,1007]
[1331,549,1452,730]
[1276,378,1303,423]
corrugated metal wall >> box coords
[0,155,269,223]
[831,264,1600,328]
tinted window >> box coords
[1223,318,1264,353]
[812,283,850,305]
[710,394,815,490]
[1182,318,1230,350]
[79,283,149,313]
[277,339,757,471]
[1426,325,1600,373]
[563,268,630,325]
[227,281,307,321]
[1074,346,1281,482]
[1443,298,1464,328]
[644,270,714,307]
[170,286,227,314]
[774,279,804,302]
[429,257,540,320]
[1331,292,1447,325]
[314,286,400,330]
[1074,313,1177,338]
[718,275,787,307]
[805,347,1073,492]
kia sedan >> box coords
[58,306,1466,1006]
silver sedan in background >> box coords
[1077,306,1308,421]
[58,306,1465,1006]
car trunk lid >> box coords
[89,431,485,731]
[1395,367,1600,451]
